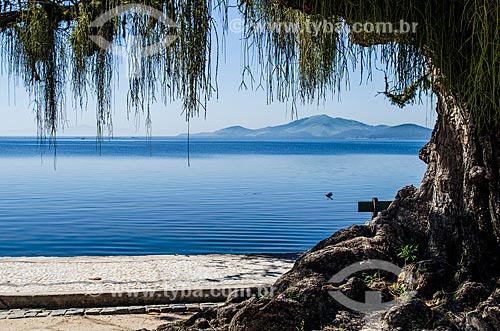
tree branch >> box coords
[0,2,76,29]
[0,10,21,27]
[278,0,423,47]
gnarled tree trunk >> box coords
[158,85,500,331]
[419,84,500,284]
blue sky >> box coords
[0,12,436,137]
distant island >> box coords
[183,115,432,140]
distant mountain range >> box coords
[186,115,432,140]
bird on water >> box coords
[325,192,333,200]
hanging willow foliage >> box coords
[0,0,498,138]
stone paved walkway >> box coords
[0,254,297,310]
[0,302,221,320]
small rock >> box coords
[50,309,67,317]
[128,306,146,314]
[24,311,39,318]
[36,311,51,317]
[170,304,186,312]
[7,311,26,319]
[26,309,42,314]
[186,304,200,312]
[100,307,118,315]
[65,308,85,316]
[146,306,161,314]
[113,307,130,315]
[85,308,102,315]
[383,298,432,331]
[158,305,172,313]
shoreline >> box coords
[0,252,300,259]
[0,254,297,310]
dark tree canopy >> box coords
[1,0,497,138]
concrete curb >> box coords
[0,302,223,320]
[0,285,274,309]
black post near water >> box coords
[371,197,379,219]
[358,198,392,219]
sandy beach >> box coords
[0,313,191,331]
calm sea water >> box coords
[0,138,427,257]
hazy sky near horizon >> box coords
[0,12,436,137]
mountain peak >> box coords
[189,115,431,140]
